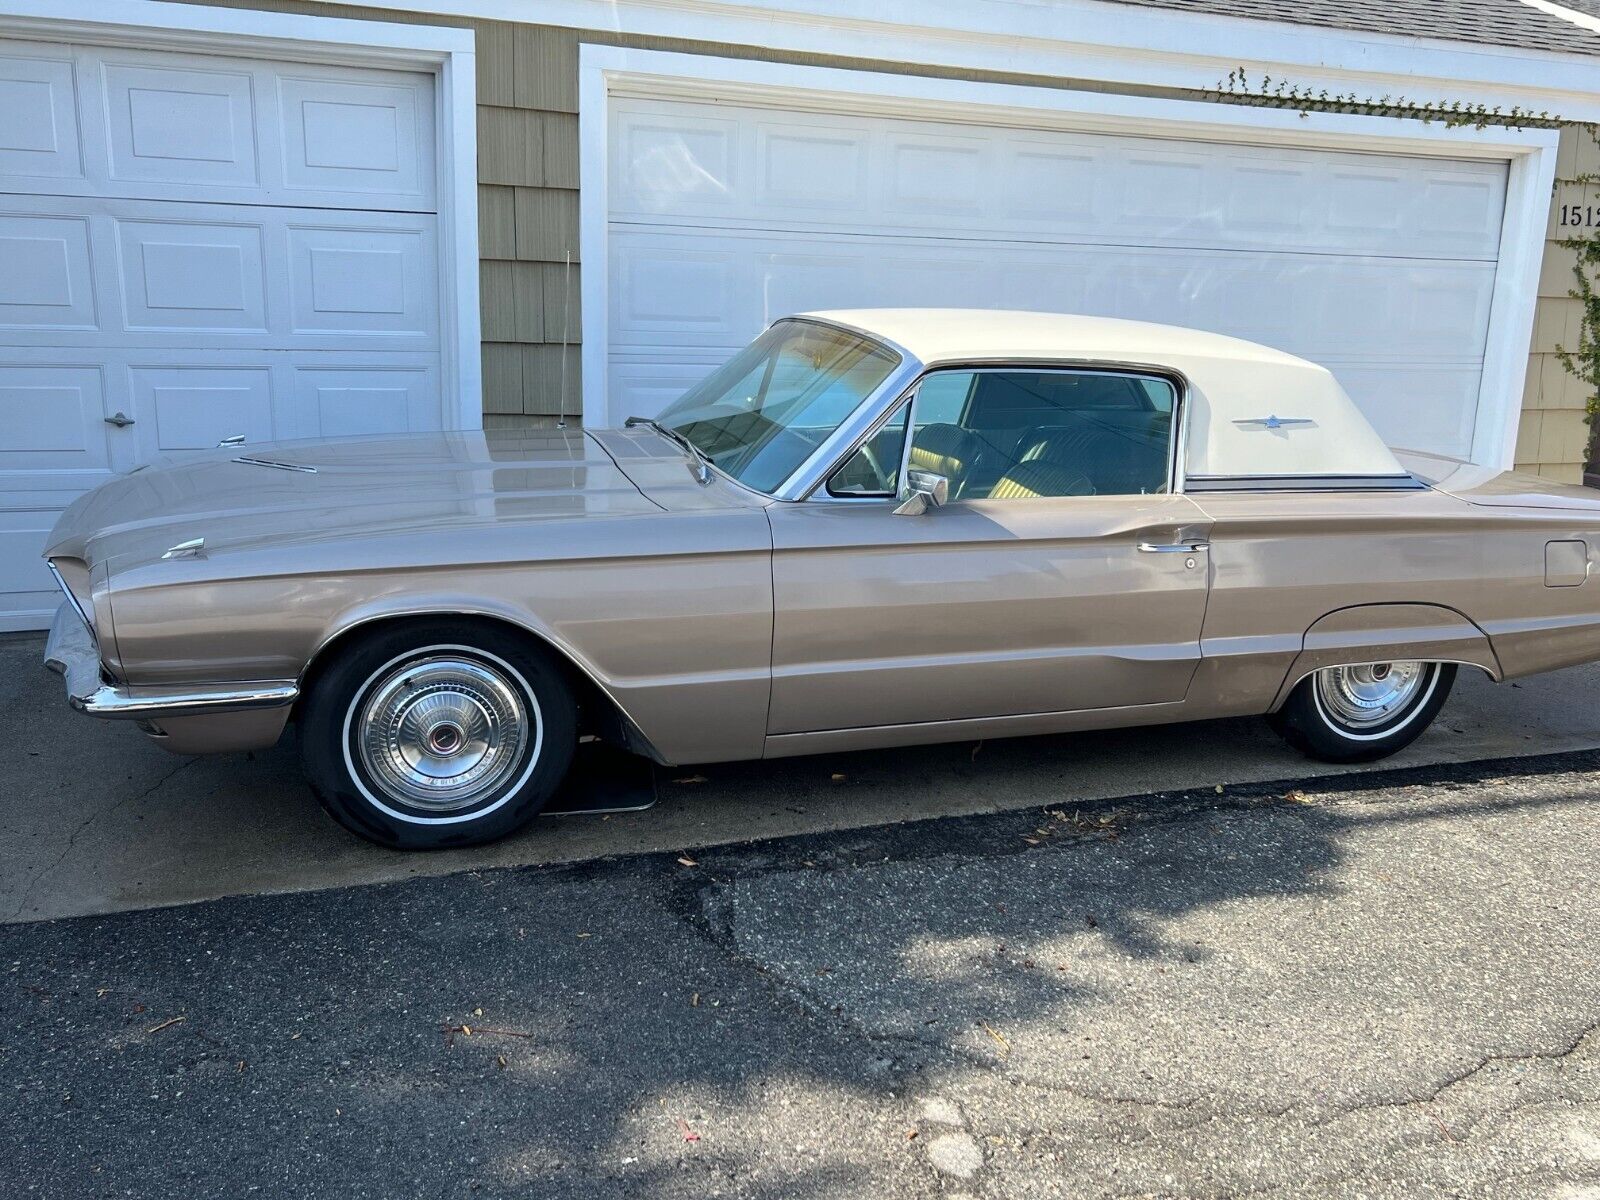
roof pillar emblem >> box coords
[1233,415,1315,431]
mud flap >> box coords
[541,739,659,816]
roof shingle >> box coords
[1101,0,1600,56]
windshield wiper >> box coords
[624,416,712,485]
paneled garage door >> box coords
[605,96,1509,463]
[0,39,446,630]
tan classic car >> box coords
[42,309,1600,848]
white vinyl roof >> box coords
[804,308,1410,480]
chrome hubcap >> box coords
[355,655,532,812]
[1315,661,1428,730]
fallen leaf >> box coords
[1022,837,1041,846]
[576,932,592,939]
[1283,789,1310,804]
[1214,785,1224,793]
[461,1025,472,1036]
[690,992,700,1007]
[830,773,847,784]
[496,1055,507,1070]
[237,1061,246,1073]
[473,1007,483,1017]
[906,1129,919,1140]
[677,856,698,867]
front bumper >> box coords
[43,601,299,720]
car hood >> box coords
[44,428,762,577]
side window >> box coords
[906,369,1176,500]
[827,403,910,497]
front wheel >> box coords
[1268,661,1456,764]
[300,621,577,849]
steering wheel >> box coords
[854,441,893,493]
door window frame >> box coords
[810,360,1192,503]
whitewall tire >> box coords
[300,621,577,849]
[1268,661,1456,764]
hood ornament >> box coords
[162,537,206,560]
[1234,415,1315,431]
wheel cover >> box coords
[1314,661,1428,730]
[355,655,533,812]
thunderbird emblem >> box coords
[1234,415,1315,431]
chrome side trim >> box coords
[73,680,300,720]
[1186,474,1426,493]
[44,600,297,721]
[46,558,93,635]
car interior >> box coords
[831,367,1176,500]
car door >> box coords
[765,365,1212,734]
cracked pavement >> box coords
[3,756,1597,1198]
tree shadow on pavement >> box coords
[2,754,1596,1199]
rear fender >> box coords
[1271,603,1500,710]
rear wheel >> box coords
[1267,661,1455,764]
[300,621,577,849]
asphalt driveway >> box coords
[2,753,1597,1198]
[7,630,1600,924]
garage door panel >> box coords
[0,512,65,632]
[611,108,740,214]
[607,357,730,422]
[129,365,276,456]
[102,60,259,189]
[0,364,112,474]
[1336,364,1481,458]
[611,226,1496,370]
[608,99,1507,261]
[0,214,96,330]
[278,73,432,203]
[0,46,82,180]
[755,120,870,212]
[289,362,441,438]
[116,217,269,333]
[0,46,435,212]
[287,223,438,338]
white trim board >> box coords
[219,0,1600,124]
[579,45,1559,470]
[0,0,483,431]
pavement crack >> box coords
[1281,1017,1600,1130]
[6,757,196,923]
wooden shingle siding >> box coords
[1524,125,1598,484]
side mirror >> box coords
[894,469,950,516]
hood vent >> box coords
[234,455,317,474]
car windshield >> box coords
[654,320,900,494]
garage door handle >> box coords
[104,412,135,428]
[1138,541,1208,553]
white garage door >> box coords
[0,39,446,630]
[605,96,1509,462]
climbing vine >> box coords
[1555,126,1600,429]
[1210,69,1600,439]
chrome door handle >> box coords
[1138,541,1209,553]
[104,411,135,428]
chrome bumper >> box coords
[43,601,298,720]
